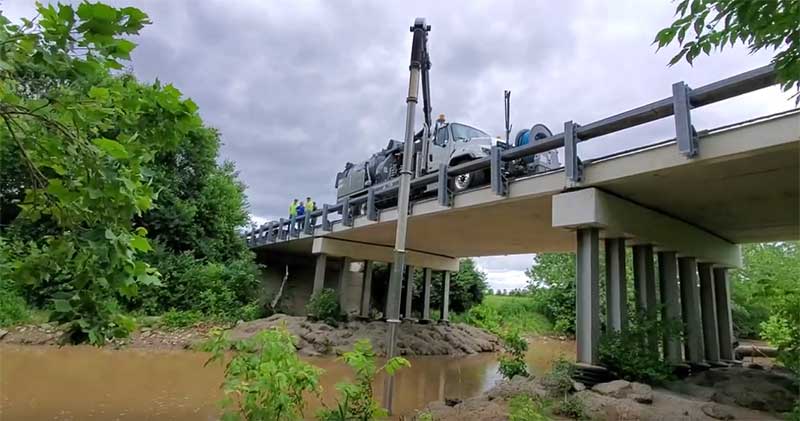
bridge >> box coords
[245,65,799,369]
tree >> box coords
[655,0,799,101]
[526,253,576,335]
[430,258,488,313]
[0,2,259,341]
[0,3,168,343]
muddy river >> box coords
[0,337,574,420]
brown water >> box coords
[0,337,574,420]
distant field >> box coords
[457,295,552,335]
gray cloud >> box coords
[4,0,792,288]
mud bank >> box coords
[227,314,501,356]
[0,313,501,356]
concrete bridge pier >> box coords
[604,238,627,333]
[360,260,374,318]
[576,228,600,365]
[633,244,658,352]
[421,268,433,323]
[658,251,683,364]
[440,271,451,322]
[713,267,735,361]
[312,253,327,295]
[679,257,705,366]
[698,262,721,364]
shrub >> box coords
[205,326,322,421]
[306,289,341,323]
[458,303,502,334]
[160,309,202,329]
[134,248,261,320]
[598,316,675,385]
[552,395,587,420]
[508,395,551,421]
[317,339,409,421]
[760,293,800,376]
[499,330,529,380]
[541,357,575,397]
[0,280,29,327]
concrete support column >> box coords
[633,244,658,351]
[679,257,705,364]
[605,238,628,333]
[713,267,735,360]
[360,260,374,318]
[440,271,451,322]
[421,268,432,322]
[312,253,327,295]
[698,263,720,363]
[338,257,352,308]
[576,228,600,365]
[404,265,415,320]
[658,251,683,364]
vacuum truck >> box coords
[334,19,560,209]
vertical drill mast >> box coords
[383,17,430,414]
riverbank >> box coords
[0,313,501,356]
[423,365,799,420]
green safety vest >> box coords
[305,201,315,212]
[289,202,298,216]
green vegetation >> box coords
[306,289,341,323]
[0,3,260,342]
[206,327,323,421]
[598,316,675,385]
[453,295,551,336]
[498,330,529,380]
[508,395,551,421]
[656,0,799,101]
[526,253,577,336]
[160,309,203,329]
[317,339,409,420]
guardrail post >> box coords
[278,218,287,240]
[342,197,353,227]
[367,188,378,221]
[490,145,506,196]
[564,121,583,184]
[254,225,264,245]
[437,163,451,207]
[289,215,298,237]
[673,81,698,158]
[304,213,314,235]
[322,204,332,231]
[266,221,275,242]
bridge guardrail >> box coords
[245,65,779,247]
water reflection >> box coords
[0,337,574,420]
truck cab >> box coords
[425,121,494,191]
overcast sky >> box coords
[4,0,793,290]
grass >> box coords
[453,295,552,336]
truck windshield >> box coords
[451,123,488,141]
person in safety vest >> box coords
[305,197,315,212]
[289,198,298,217]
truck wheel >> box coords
[451,169,485,192]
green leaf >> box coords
[89,86,109,100]
[137,272,162,286]
[53,299,72,313]
[130,236,151,252]
[93,138,128,159]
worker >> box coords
[305,197,315,213]
[289,198,298,218]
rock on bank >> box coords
[226,314,501,356]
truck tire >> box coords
[450,168,486,192]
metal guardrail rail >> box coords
[244,65,779,247]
